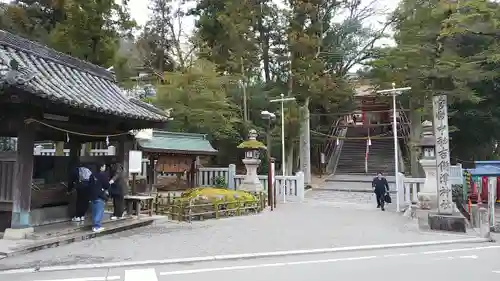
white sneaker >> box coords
[110,216,118,220]
[71,217,81,222]
[79,216,85,221]
[92,227,105,232]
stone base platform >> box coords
[0,215,156,258]
[428,212,467,233]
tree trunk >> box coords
[409,98,423,177]
[258,0,271,83]
[299,98,311,184]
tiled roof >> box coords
[0,30,169,122]
[138,130,217,155]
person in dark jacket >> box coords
[372,172,389,211]
[109,163,126,219]
[68,165,93,222]
[90,163,110,232]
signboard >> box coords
[128,150,143,174]
[432,95,453,214]
[155,155,192,173]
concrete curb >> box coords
[0,219,154,258]
[0,237,492,274]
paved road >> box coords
[3,242,500,281]
[0,190,479,271]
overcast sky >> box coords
[128,0,399,37]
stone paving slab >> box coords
[0,190,478,271]
[326,174,396,182]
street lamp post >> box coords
[270,94,296,203]
[261,110,276,210]
[376,83,411,212]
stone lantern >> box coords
[417,120,438,210]
[237,129,267,192]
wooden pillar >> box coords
[67,140,81,184]
[117,139,132,195]
[10,123,35,230]
[152,156,158,185]
[147,154,155,190]
[190,157,196,188]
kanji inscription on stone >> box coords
[433,95,453,214]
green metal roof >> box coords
[137,130,217,155]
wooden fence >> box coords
[34,146,116,157]
[155,192,265,221]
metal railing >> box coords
[323,117,346,174]
[397,101,412,171]
[330,127,347,175]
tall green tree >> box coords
[1,0,135,68]
[48,0,135,67]
[366,0,500,169]
[155,59,244,164]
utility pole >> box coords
[270,94,296,203]
[376,83,411,212]
[261,110,276,210]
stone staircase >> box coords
[335,127,396,175]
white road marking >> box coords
[0,238,490,274]
[459,255,478,259]
[33,277,120,281]
[432,257,455,261]
[493,271,500,274]
[124,268,158,281]
[159,247,494,276]
[160,256,377,276]
[433,255,478,261]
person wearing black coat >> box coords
[372,172,390,211]
[109,163,126,219]
[90,163,110,232]
[68,165,93,222]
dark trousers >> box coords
[112,195,124,217]
[375,190,385,209]
[75,189,89,217]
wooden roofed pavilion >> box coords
[0,30,169,237]
[136,130,217,192]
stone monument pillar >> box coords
[237,129,266,192]
[426,95,466,232]
[417,120,438,210]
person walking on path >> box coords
[68,165,93,222]
[372,172,390,211]
[109,163,126,220]
[90,163,110,232]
